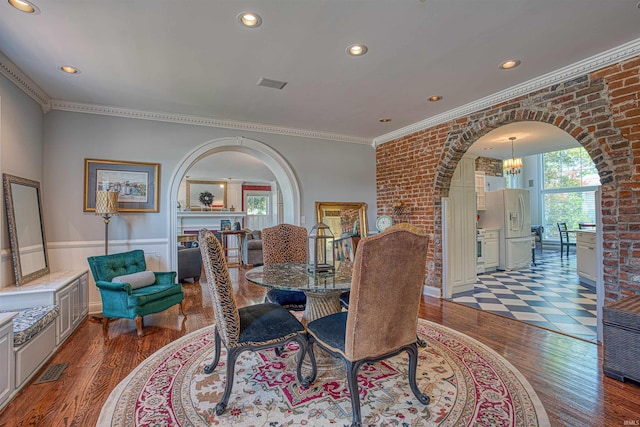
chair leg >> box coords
[204,328,222,374]
[178,300,186,317]
[135,316,143,336]
[102,316,109,333]
[295,335,316,387]
[345,359,365,427]
[406,343,430,405]
[417,336,427,348]
[216,347,240,415]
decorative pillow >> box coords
[112,270,156,289]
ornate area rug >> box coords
[98,320,549,426]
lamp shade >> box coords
[95,191,119,216]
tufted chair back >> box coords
[87,249,148,282]
[262,224,308,265]
[344,226,429,361]
[198,228,241,348]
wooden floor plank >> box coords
[0,268,639,426]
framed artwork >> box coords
[315,202,368,238]
[186,180,227,210]
[84,159,160,212]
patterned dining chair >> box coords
[197,228,314,415]
[262,224,308,310]
[305,226,431,427]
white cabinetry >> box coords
[576,231,596,286]
[0,314,15,411]
[475,172,486,211]
[447,156,477,295]
[483,230,500,272]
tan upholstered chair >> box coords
[197,228,314,415]
[306,226,430,427]
[262,224,308,310]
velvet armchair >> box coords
[87,249,185,336]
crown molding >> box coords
[50,100,372,145]
[0,51,51,112]
[373,37,640,146]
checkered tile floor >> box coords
[452,248,597,342]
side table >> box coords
[221,230,247,268]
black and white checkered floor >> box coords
[452,249,597,342]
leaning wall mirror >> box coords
[315,202,368,238]
[3,174,49,286]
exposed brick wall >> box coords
[475,157,503,177]
[377,55,640,302]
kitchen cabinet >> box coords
[576,230,596,286]
[447,156,477,295]
[483,230,499,272]
[475,172,486,211]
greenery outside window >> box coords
[247,194,268,215]
[542,147,600,241]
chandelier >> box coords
[503,136,523,175]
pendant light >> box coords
[503,137,523,175]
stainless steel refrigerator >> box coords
[482,188,531,270]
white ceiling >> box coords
[1,1,639,157]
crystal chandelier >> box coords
[503,136,523,175]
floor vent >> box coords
[34,363,68,384]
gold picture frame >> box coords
[315,201,368,238]
[186,180,227,210]
[84,159,160,212]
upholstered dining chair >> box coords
[557,222,575,259]
[197,228,314,415]
[305,225,431,427]
[262,223,308,310]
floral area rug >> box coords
[98,319,549,426]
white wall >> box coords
[40,110,376,312]
[0,75,45,287]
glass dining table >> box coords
[245,261,353,326]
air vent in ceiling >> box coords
[257,77,287,90]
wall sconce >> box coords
[95,191,119,254]
[307,222,335,274]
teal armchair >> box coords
[87,249,185,336]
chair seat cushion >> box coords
[8,305,60,347]
[265,289,306,310]
[238,303,305,346]
[307,311,347,354]
[127,283,183,307]
[112,270,156,289]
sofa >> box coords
[178,246,202,283]
[242,229,263,266]
[87,249,185,336]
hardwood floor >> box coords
[1,266,639,426]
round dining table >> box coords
[245,261,353,326]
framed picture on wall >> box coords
[84,159,160,212]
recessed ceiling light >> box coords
[483,147,494,151]
[238,12,262,28]
[60,65,80,74]
[346,44,368,56]
[428,95,443,102]
[8,0,40,14]
[379,118,392,123]
[499,59,521,70]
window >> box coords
[541,147,600,241]
[247,194,268,215]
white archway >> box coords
[168,136,301,270]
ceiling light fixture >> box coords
[378,118,392,123]
[60,65,80,74]
[499,59,521,70]
[238,12,262,28]
[8,0,39,13]
[503,137,523,175]
[346,44,368,56]
[428,95,443,102]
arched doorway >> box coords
[439,119,613,342]
[167,136,301,270]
